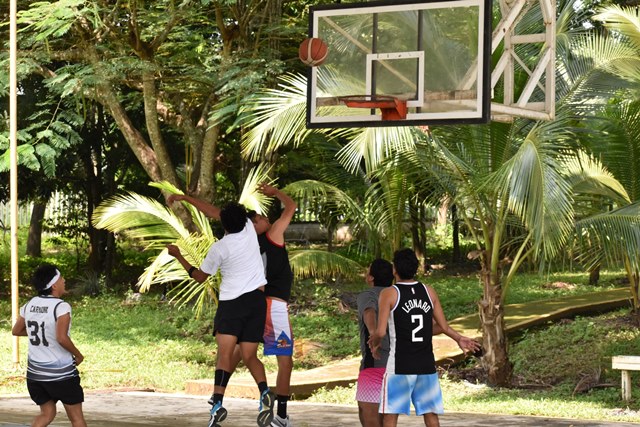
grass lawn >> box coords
[1,266,639,423]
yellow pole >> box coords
[10,0,20,365]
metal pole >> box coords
[10,0,20,365]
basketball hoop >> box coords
[338,95,408,121]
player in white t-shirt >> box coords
[12,264,87,427]
[167,199,275,427]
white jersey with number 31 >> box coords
[20,295,78,381]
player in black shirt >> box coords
[246,183,297,427]
[369,248,479,427]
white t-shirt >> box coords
[200,218,266,301]
[20,296,78,381]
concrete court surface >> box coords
[0,392,638,427]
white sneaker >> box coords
[270,415,293,427]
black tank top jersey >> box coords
[387,281,436,375]
[258,232,294,302]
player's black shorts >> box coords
[27,375,84,406]
[213,288,267,343]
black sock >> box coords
[212,393,224,405]
[258,381,269,394]
[277,395,289,418]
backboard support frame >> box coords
[490,0,556,122]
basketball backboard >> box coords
[306,0,492,128]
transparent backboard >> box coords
[306,0,492,128]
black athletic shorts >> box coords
[27,375,84,406]
[213,288,267,343]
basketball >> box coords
[299,38,328,67]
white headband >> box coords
[44,270,61,290]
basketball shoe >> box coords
[257,389,276,427]
[207,401,227,427]
[270,415,293,426]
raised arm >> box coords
[258,183,297,245]
[168,194,221,220]
[428,286,480,354]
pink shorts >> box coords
[356,367,386,403]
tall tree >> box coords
[8,0,300,209]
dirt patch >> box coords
[542,281,577,290]
[443,365,488,385]
[602,311,640,328]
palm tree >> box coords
[585,5,640,315]
[403,115,631,385]
[576,101,640,313]
[236,1,640,387]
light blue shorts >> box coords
[380,372,444,415]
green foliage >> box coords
[289,249,363,283]
[305,383,357,404]
[92,182,220,315]
[0,99,83,176]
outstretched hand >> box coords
[257,183,278,197]
[457,336,481,355]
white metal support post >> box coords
[10,0,20,365]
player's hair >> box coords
[393,248,419,280]
[220,202,248,234]
[246,210,258,221]
[32,263,58,296]
[369,258,393,287]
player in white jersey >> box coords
[369,249,479,427]
[12,264,87,427]
[167,199,275,427]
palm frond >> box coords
[563,151,630,204]
[589,101,640,200]
[149,181,213,238]
[574,201,640,272]
[593,6,640,49]
[238,165,274,215]
[289,249,363,282]
[334,127,417,174]
[240,73,311,161]
[283,180,363,221]
[137,235,219,316]
[92,192,190,247]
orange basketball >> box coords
[299,38,328,67]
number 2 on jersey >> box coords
[27,321,50,346]
[411,314,424,342]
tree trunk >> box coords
[410,203,429,272]
[82,107,108,275]
[478,259,513,387]
[588,265,600,286]
[452,204,461,263]
[327,223,335,253]
[26,200,47,257]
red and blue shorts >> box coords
[263,297,294,356]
